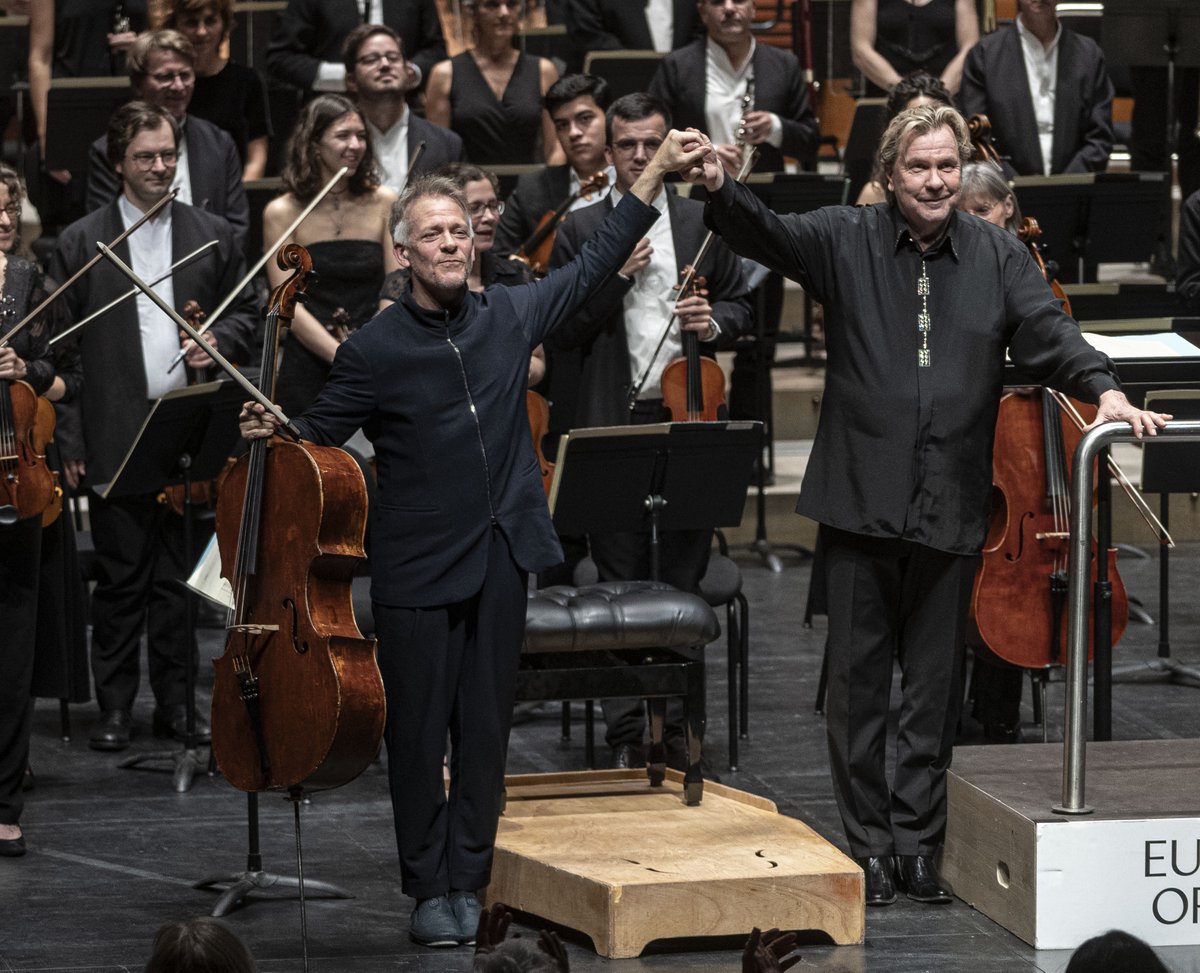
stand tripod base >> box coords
[1111,656,1200,688]
[119,746,208,793]
[193,869,352,918]
[745,537,811,573]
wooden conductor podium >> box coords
[486,770,864,958]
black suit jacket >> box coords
[408,113,465,174]
[290,194,660,606]
[86,114,251,252]
[547,192,752,429]
[48,201,260,487]
[267,0,446,90]
[493,165,572,257]
[649,39,820,173]
[960,24,1114,176]
[566,0,701,71]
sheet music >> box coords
[1081,332,1200,359]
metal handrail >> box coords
[1055,419,1200,815]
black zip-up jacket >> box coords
[292,192,659,607]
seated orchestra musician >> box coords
[547,93,752,769]
[263,94,399,420]
[50,101,259,754]
[238,133,711,946]
[0,164,81,859]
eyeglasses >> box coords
[148,70,195,85]
[468,200,504,217]
[128,149,179,169]
[612,137,663,156]
[0,202,20,222]
[478,0,517,10]
[357,51,404,66]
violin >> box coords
[0,294,57,526]
[526,388,554,497]
[211,244,384,794]
[514,170,610,276]
[660,274,727,422]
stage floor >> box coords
[4,542,1200,972]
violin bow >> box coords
[627,148,758,410]
[96,242,301,441]
[166,166,349,373]
[50,240,219,346]
[0,188,177,350]
[399,141,426,194]
[1046,387,1174,548]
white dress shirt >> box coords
[118,195,187,400]
[1016,16,1062,176]
[369,108,410,193]
[613,187,678,399]
[646,0,674,53]
[703,37,782,151]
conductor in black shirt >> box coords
[672,106,1168,907]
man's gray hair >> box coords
[390,174,474,245]
[875,104,973,206]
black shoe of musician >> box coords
[152,704,211,745]
[856,855,897,906]
[895,854,953,903]
[448,890,482,945]
[410,895,463,947]
[88,710,132,751]
[0,832,26,857]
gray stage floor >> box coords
[4,541,1200,972]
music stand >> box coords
[581,50,664,101]
[1010,174,1092,282]
[44,77,130,174]
[98,380,243,793]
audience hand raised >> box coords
[741,927,800,973]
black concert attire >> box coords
[287,192,658,897]
[959,21,1114,176]
[702,178,1121,856]
[49,201,258,720]
[548,191,751,753]
[1177,189,1200,314]
[447,51,544,166]
[276,237,387,419]
[189,62,273,168]
[85,114,251,252]
[0,256,81,831]
[266,0,446,92]
[564,0,701,73]
[869,0,957,95]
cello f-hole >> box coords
[283,598,308,654]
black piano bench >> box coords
[521,582,719,806]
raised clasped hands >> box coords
[1088,389,1172,440]
[652,129,724,193]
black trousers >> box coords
[0,516,41,825]
[373,527,528,899]
[821,525,977,858]
[589,400,712,750]
[88,491,194,713]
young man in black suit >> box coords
[546,93,751,768]
[267,0,446,95]
[959,0,1114,176]
[342,23,464,193]
[239,135,708,948]
[493,73,614,259]
[52,102,258,753]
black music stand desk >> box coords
[98,380,243,793]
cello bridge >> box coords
[1035,532,1071,540]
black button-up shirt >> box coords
[705,178,1120,554]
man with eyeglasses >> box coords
[85,30,250,251]
[342,24,463,194]
[50,101,259,754]
[267,0,445,97]
[547,92,751,770]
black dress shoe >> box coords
[895,854,953,903]
[89,710,132,752]
[856,855,897,906]
[609,743,644,769]
[0,833,26,857]
[153,704,211,744]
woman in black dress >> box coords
[850,0,978,96]
[0,164,81,858]
[424,0,564,166]
[162,0,273,179]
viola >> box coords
[526,388,554,497]
[660,273,727,423]
[0,378,57,526]
[514,170,609,277]
[36,395,63,527]
[211,244,384,794]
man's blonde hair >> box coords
[876,105,973,206]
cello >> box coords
[210,244,384,795]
